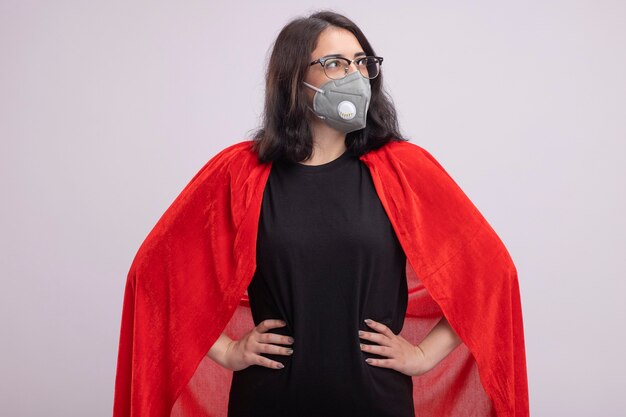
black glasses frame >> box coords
[309,55,384,79]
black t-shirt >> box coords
[227,148,414,417]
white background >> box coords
[1,1,624,416]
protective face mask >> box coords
[302,70,371,133]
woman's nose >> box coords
[347,62,359,74]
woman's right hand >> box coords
[224,319,294,371]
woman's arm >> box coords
[417,316,463,371]
[207,332,234,369]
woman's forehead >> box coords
[312,28,363,58]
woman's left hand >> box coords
[359,318,432,377]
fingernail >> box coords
[358,330,364,336]
[277,363,284,368]
[365,358,372,364]
[286,349,294,354]
[364,319,372,324]
[288,337,295,343]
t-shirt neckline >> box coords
[288,149,353,173]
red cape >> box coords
[112,139,529,417]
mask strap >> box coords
[302,81,324,94]
[306,104,326,119]
[302,81,326,119]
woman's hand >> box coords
[358,318,432,377]
[223,319,294,371]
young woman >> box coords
[113,10,529,417]
[205,11,461,417]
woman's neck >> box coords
[301,119,347,166]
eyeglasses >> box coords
[309,55,384,80]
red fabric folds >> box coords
[112,139,529,417]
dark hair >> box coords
[250,10,409,164]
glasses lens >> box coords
[358,57,380,79]
[323,58,349,80]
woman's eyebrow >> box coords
[322,52,367,59]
